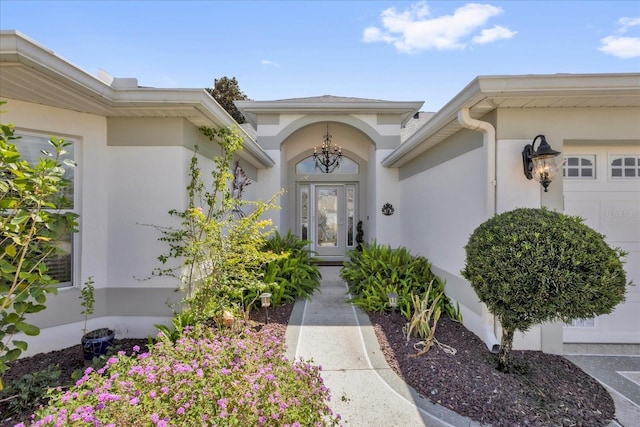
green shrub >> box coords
[152,126,282,322]
[254,231,322,307]
[341,242,461,321]
[1,364,60,418]
[462,207,629,371]
[30,325,340,426]
[1,109,78,387]
[153,311,197,344]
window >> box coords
[13,133,76,287]
[566,318,595,328]
[296,156,359,174]
[610,155,640,178]
[346,186,355,247]
[563,155,595,179]
[300,186,309,241]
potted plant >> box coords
[79,277,115,365]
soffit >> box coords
[0,63,226,126]
[385,74,640,167]
[236,96,424,129]
[0,31,274,168]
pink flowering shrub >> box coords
[22,325,340,426]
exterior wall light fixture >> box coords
[522,135,562,192]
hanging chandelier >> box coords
[313,123,342,173]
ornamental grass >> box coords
[21,324,340,426]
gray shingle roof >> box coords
[268,95,396,103]
[401,111,435,142]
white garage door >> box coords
[563,145,640,344]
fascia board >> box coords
[475,73,640,97]
[1,31,274,168]
[236,100,423,114]
[110,89,274,168]
[1,30,117,100]
[235,99,423,127]
[382,78,485,167]
[382,73,640,168]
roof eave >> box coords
[383,73,640,168]
[235,99,424,128]
[382,78,484,167]
[0,30,275,169]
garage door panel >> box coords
[563,198,600,229]
[563,146,639,344]
[600,201,640,242]
[619,246,639,303]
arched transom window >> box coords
[295,156,359,174]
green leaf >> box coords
[15,321,40,336]
[13,301,29,314]
[12,340,28,351]
[4,312,20,324]
[4,244,17,257]
[4,348,22,362]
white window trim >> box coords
[609,154,640,180]
[563,154,596,180]
[13,131,80,288]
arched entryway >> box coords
[286,131,368,261]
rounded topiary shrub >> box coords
[462,207,628,371]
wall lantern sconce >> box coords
[260,292,272,324]
[313,123,342,173]
[387,292,398,313]
[522,135,562,192]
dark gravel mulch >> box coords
[370,311,615,427]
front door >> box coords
[299,183,357,259]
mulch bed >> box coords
[1,305,615,427]
[370,311,615,427]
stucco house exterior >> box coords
[1,30,639,356]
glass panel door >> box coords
[317,187,338,247]
[298,183,355,258]
[315,185,345,257]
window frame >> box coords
[563,154,596,180]
[12,131,79,288]
[609,154,640,180]
[295,155,359,174]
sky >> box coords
[1,0,639,112]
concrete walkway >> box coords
[285,267,480,427]
[564,345,640,427]
[284,266,640,427]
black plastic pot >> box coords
[81,328,115,364]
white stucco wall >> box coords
[257,149,284,231]
[106,145,190,287]
[399,145,492,345]
[400,147,485,273]
[373,149,400,247]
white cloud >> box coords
[618,17,640,33]
[472,25,516,44]
[362,1,514,53]
[261,59,281,68]
[599,17,640,59]
[599,36,640,59]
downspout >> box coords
[457,108,501,353]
